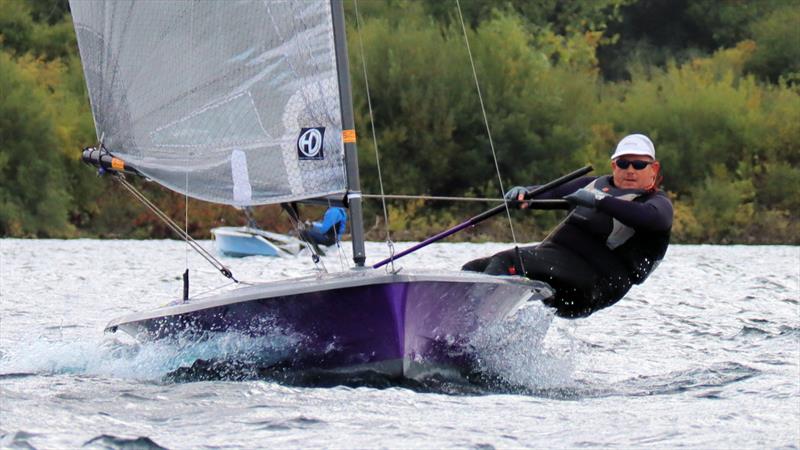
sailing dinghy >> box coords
[212,226,305,257]
[212,207,307,257]
[71,0,575,379]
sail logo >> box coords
[297,127,325,160]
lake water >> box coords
[1,239,798,449]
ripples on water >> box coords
[1,240,798,448]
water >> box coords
[1,239,798,449]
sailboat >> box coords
[212,225,304,257]
[70,0,574,379]
[211,208,306,257]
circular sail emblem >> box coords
[297,127,325,160]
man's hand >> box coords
[505,186,530,201]
[504,186,532,209]
[564,188,608,209]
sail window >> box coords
[231,149,253,206]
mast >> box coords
[331,0,366,267]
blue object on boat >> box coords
[211,226,304,257]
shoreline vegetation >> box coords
[1,0,798,244]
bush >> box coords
[0,51,71,236]
[746,5,800,84]
[690,165,755,243]
[756,162,800,211]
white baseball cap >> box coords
[611,134,655,160]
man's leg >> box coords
[513,243,599,318]
[300,229,326,255]
[483,247,529,275]
[462,246,535,276]
[462,243,627,318]
[461,256,493,273]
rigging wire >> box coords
[454,0,521,253]
[455,0,527,275]
[353,0,396,273]
[282,205,327,273]
[361,193,505,203]
[112,174,237,282]
[184,1,194,300]
[328,199,351,272]
[189,281,243,299]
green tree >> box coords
[28,0,70,25]
[746,4,800,84]
[690,165,755,243]
[0,51,72,236]
[350,9,599,198]
[0,0,35,56]
[597,0,792,81]
[421,0,629,35]
[0,0,75,60]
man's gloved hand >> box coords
[504,186,531,202]
[564,188,608,209]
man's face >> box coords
[611,154,659,190]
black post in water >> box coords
[331,0,366,267]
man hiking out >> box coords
[463,134,673,318]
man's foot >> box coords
[303,241,325,256]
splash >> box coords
[0,326,304,382]
[467,302,576,390]
[0,302,584,393]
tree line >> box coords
[1,0,798,243]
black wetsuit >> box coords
[463,176,673,318]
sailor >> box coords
[300,206,348,248]
[463,134,673,318]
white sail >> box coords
[70,0,348,206]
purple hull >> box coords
[107,270,553,378]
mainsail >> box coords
[70,0,348,206]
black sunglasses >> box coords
[615,159,654,170]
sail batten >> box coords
[71,0,348,206]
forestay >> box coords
[70,0,347,206]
